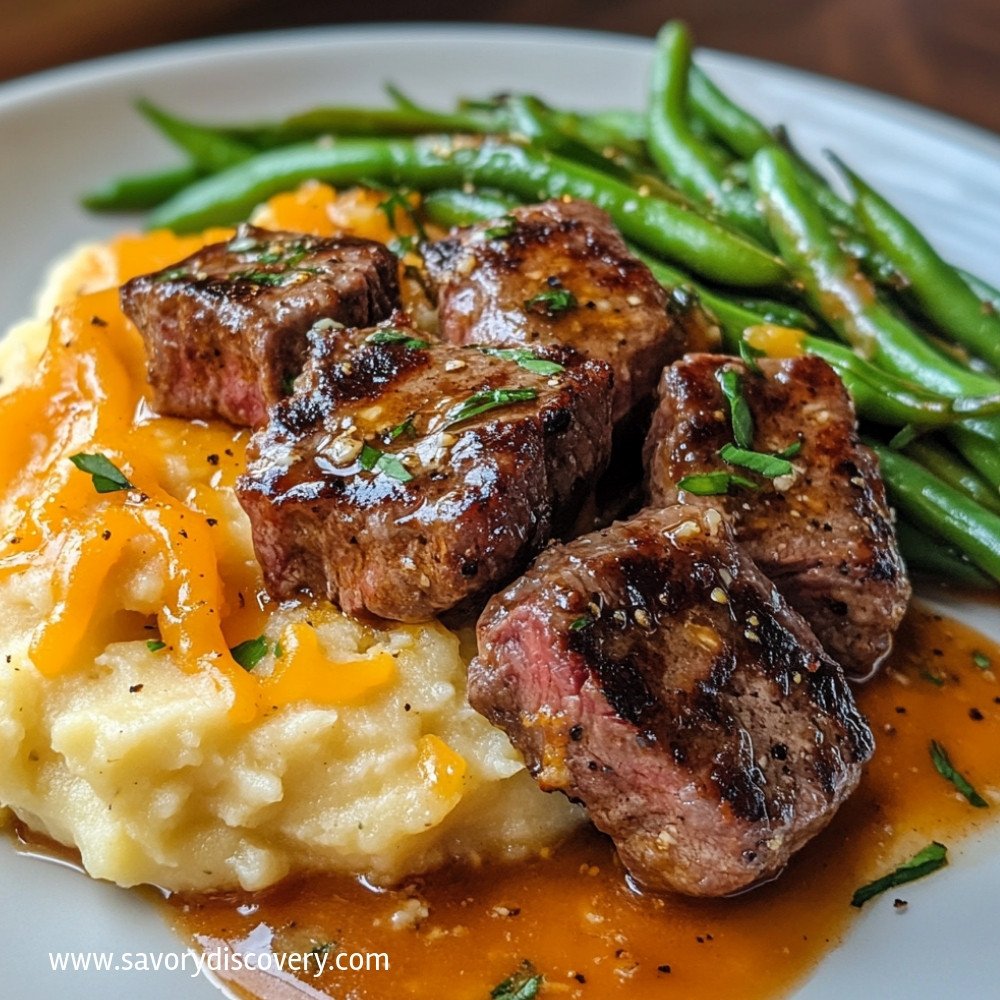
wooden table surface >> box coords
[4,0,998,136]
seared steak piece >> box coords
[645,354,910,680]
[470,505,874,897]
[423,199,688,425]
[237,322,613,621]
[120,224,399,426]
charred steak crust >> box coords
[423,199,687,425]
[469,505,874,897]
[236,321,614,621]
[120,224,400,427]
[644,353,910,680]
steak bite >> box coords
[236,323,613,621]
[469,505,874,897]
[645,354,910,681]
[423,199,689,425]
[120,224,399,427]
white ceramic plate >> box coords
[1,24,999,1000]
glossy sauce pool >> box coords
[163,604,1000,1000]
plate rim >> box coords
[2,20,999,163]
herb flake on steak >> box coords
[424,199,693,426]
[237,321,614,621]
[645,353,910,680]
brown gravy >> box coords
[158,603,1000,999]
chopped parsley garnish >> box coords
[850,842,948,908]
[366,329,430,349]
[930,740,988,808]
[230,270,291,286]
[227,234,313,267]
[738,337,765,375]
[718,443,794,479]
[442,387,538,429]
[972,650,992,671]
[776,440,803,459]
[524,286,577,317]
[569,616,592,631]
[230,636,269,672]
[387,417,416,442]
[920,669,945,687]
[490,961,543,1000]
[308,940,334,961]
[230,266,320,286]
[480,347,565,376]
[146,640,166,653]
[153,266,190,282]
[716,368,754,449]
[484,216,518,240]
[676,471,759,496]
[68,452,133,494]
[359,443,414,483]
[369,183,427,241]
[257,243,308,266]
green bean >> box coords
[568,109,648,157]
[214,104,506,150]
[744,147,1000,399]
[959,269,1000,313]
[871,444,1000,583]
[749,146,1000,481]
[838,163,1000,369]
[504,94,637,178]
[894,519,997,589]
[148,137,788,287]
[687,64,773,160]
[804,340,1000,427]
[136,100,256,172]
[902,438,1000,516]
[420,189,517,228]
[686,60,860,237]
[686,63,905,279]
[947,426,1000,492]
[646,23,772,246]
[501,95,709,212]
[733,297,818,331]
[384,82,423,112]
[633,249,1000,428]
[82,164,202,212]
[266,106,505,144]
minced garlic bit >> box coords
[389,897,430,931]
[326,435,363,466]
[671,519,701,540]
[634,608,653,629]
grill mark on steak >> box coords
[237,320,613,621]
[423,199,691,426]
[644,353,910,680]
[470,505,873,897]
[120,224,400,427]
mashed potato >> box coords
[0,192,583,893]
